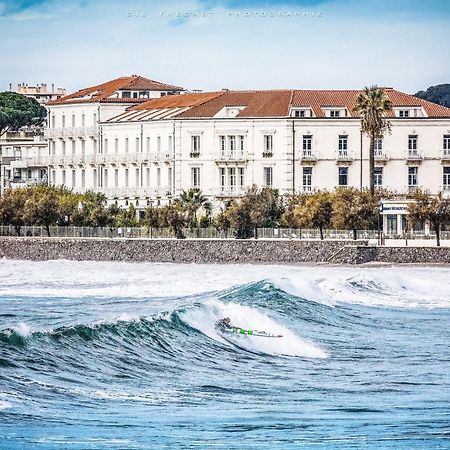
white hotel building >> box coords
[46,76,450,234]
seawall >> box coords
[0,238,449,264]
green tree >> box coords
[353,86,392,196]
[179,189,210,227]
[332,188,378,240]
[293,191,333,240]
[227,186,283,239]
[213,209,232,238]
[159,204,186,239]
[24,190,60,237]
[408,191,450,247]
[0,188,29,235]
[0,92,47,137]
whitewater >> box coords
[1,260,450,449]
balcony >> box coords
[214,151,248,163]
[406,149,423,162]
[214,186,247,197]
[44,126,99,139]
[25,155,51,167]
[374,150,389,162]
[441,149,450,162]
[300,150,318,163]
[8,177,47,189]
[336,150,353,163]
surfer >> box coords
[216,317,233,330]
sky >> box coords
[1,0,449,94]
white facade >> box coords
[0,131,48,193]
[44,88,450,212]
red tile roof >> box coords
[112,88,450,121]
[48,75,184,105]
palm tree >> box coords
[353,86,392,196]
[179,188,210,227]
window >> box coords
[330,110,340,118]
[238,167,245,188]
[136,137,140,153]
[115,138,119,154]
[146,137,150,153]
[338,167,348,186]
[293,109,306,118]
[81,114,85,127]
[408,166,418,190]
[136,168,140,187]
[62,115,66,127]
[93,113,97,125]
[229,135,236,157]
[229,167,236,190]
[103,138,108,154]
[157,136,161,155]
[220,136,226,156]
[115,169,119,188]
[81,140,86,155]
[81,169,85,188]
[408,135,418,152]
[93,169,98,188]
[191,136,201,156]
[399,110,410,118]
[443,167,450,190]
[51,115,55,128]
[220,167,226,191]
[168,167,172,189]
[51,140,56,155]
[71,140,76,155]
[263,135,273,156]
[71,169,76,187]
[122,91,131,98]
[157,167,161,187]
[444,135,450,153]
[302,167,312,191]
[374,167,383,187]
[62,170,66,185]
[302,135,312,157]
[146,168,150,187]
[125,137,129,153]
[103,169,107,188]
[125,168,129,187]
[238,135,245,157]
[191,167,200,188]
[93,139,97,153]
[168,135,172,155]
[374,138,383,152]
[338,135,348,151]
[62,140,66,155]
[263,167,273,187]
[71,114,75,127]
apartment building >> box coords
[45,75,185,193]
[46,84,450,232]
[0,130,48,193]
[11,83,67,104]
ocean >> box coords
[0,260,449,449]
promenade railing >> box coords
[1,225,447,240]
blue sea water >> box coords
[0,260,450,449]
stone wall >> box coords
[1,238,449,264]
[0,237,365,264]
[331,245,450,265]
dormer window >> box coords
[399,110,409,118]
[291,108,311,118]
[122,91,131,98]
[330,110,340,118]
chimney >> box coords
[52,83,54,93]
[9,83,12,91]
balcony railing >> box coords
[7,177,47,188]
[441,149,450,160]
[406,149,423,160]
[300,150,317,162]
[374,150,389,160]
[44,126,99,139]
[214,186,247,197]
[215,151,248,162]
[336,150,353,161]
